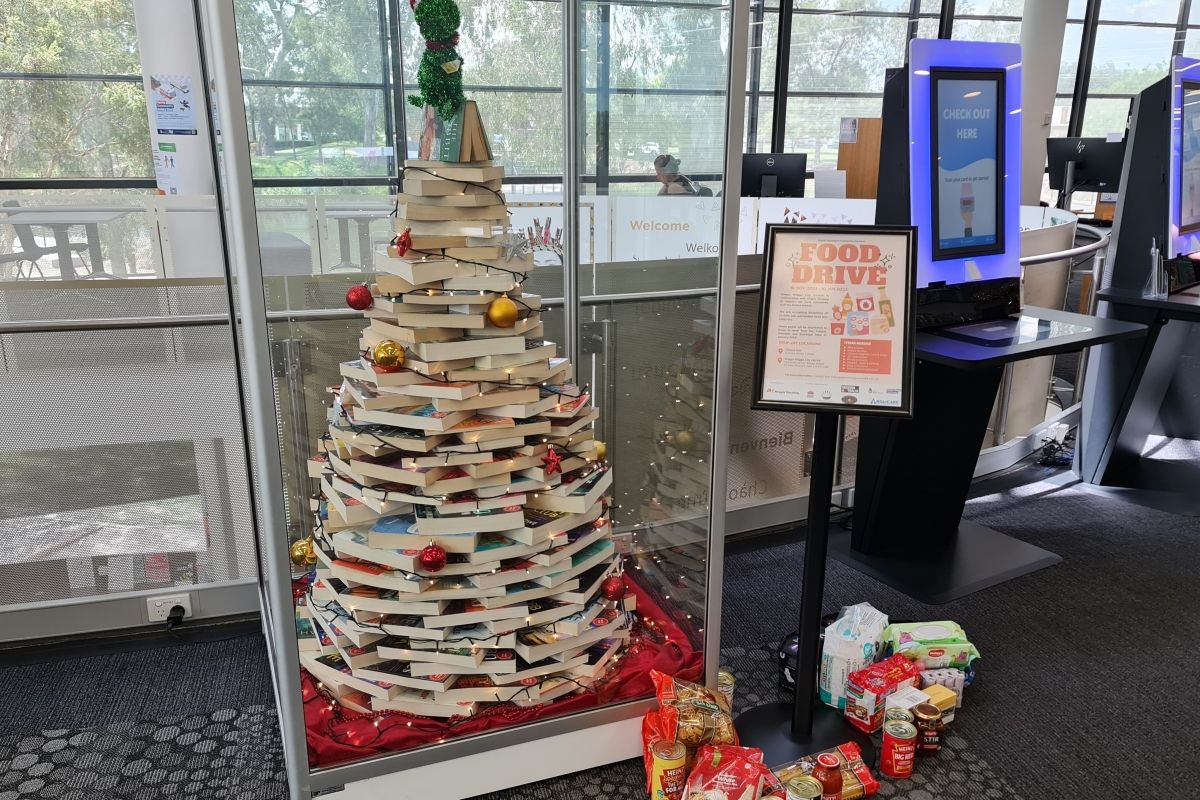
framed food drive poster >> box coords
[752,224,917,418]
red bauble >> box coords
[418,544,448,573]
[600,574,626,601]
[345,284,373,311]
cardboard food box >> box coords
[922,683,957,724]
[844,654,922,733]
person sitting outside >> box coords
[654,154,710,196]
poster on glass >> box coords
[752,224,917,418]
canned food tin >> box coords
[884,708,914,726]
[716,669,736,710]
[880,720,918,779]
[649,739,688,800]
[785,776,824,800]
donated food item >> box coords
[844,654,922,733]
[812,753,842,800]
[771,741,879,799]
[880,720,917,778]
[785,776,823,799]
[651,670,738,748]
[716,670,736,712]
[883,686,931,713]
[649,740,688,800]
[818,603,888,710]
[643,708,674,795]
[920,683,957,724]
[883,622,980,669]
[884,708,914,726]
[920,668,966,707]
[681,745,765,800]
[913,703,943,756]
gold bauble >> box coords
[676,430,695,449]
[290,538,313,567]
[593,440,607,460]
[372,340,406,371]
[486,295,520,328]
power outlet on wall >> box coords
[146,593,193,623]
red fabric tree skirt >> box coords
[302,578,703,768]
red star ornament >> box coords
[542,448,562,476]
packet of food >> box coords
[642,708,675,794]
[681,745,765,800]
[819,602,888,710]
[650,670,738,748]
[883,621,980,669]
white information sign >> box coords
[753,225,917,417]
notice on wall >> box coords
[149,73,197,135]
[753,225,916,417]
[153,142,181,196]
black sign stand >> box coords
[734,411,876,767]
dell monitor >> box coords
[1046,137,1125,194]
[741,153,807,198]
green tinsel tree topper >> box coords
[407,0,467,121]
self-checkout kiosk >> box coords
[1077,55,1200,511]
[829,39,1146,602]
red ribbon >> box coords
[426,33,460,50]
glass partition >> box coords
[212,0,740,787]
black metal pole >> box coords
[1174,0,1192,58]
[746,0,767,152]
[791,411,838,735]
[596,3,612,195]
[937,0,955,39]
[1068,0,1103,138]
[771,0,795,153]
[385,0,408,179]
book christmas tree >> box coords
[291,8,630,718]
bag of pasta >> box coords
[650,670,738,748]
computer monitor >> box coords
[1178,80,1200,235]
[929,67,1006,262]
[1046,137,1126,193]
[741,153,807,198]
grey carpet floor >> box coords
[2,458,1197,799]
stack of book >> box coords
[297,157,630,719]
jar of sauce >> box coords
[811,752,843,800]
[913,702,944,756]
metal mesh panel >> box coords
[0,326,255,608]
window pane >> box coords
[795,1,911,10]
[405,90,562,175]
[0,0,140,76]
[789,13,909,93]
[603,6,728,90]
[954,0,1023,15]
[235,0,384,83]
[917,16,939,38]
[245,86,389,178]
[1184,27,1200,56]
[1068,0,1087,19]
[1088,24,1175,94]
[1100,0,1180,23]
[1059,23,1084,95]
[405,0,561,90]
[1082,96,1135,138]
[785,94,883,169]
[748,8,779,93]
[1051,96,1073,139]
[952,17,1021,42]
[921,0,943,13]
[745,93,775,153]
[604,93,728,177]
[0,79,151,179]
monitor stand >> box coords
[1056,160,1078,210]
[759,174,777,198]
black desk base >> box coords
[735,701,877,769]
[1055,462,1200,517]
[830,520,1062,605]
